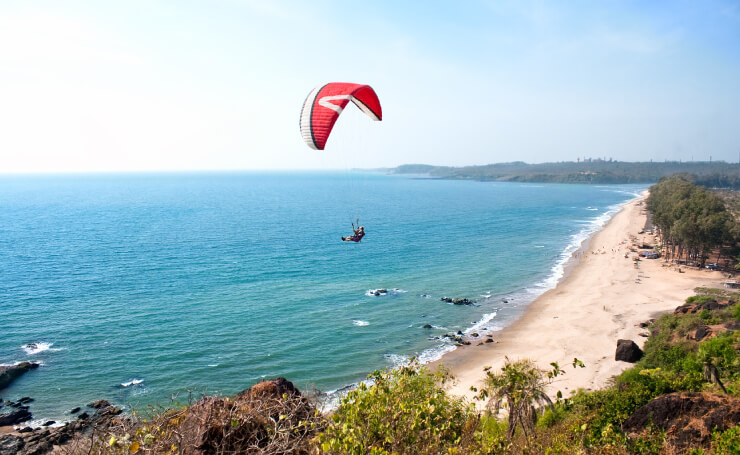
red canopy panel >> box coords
[299,82,382,150]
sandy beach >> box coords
[438,193,726,402]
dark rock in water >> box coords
[615,339,643,363]
[18,397,33,404]
[471,332,479,337]
[0,399,126,454]
[0,407,32,426]
[422,324,432,329]
[70,407,80,414]
[452,298,473,305]
[77,412,89,420]
[0,362,40,391]
[87,399,112,409]
[457,330,463,335]
[622,392,740,453]
[485,338,494,343]
[461,340,471,345]
[441,297,453,303]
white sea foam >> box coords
[120,378,144,387]
[207,364,219,367]
[21,342,60,355]
[365,288,406,296]
[529,196,637,297]
[352,320,370,326]
[18,420,66,430]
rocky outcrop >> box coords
[615,339,643,363]
[0,407,32,426]
[239,377,300,400]
[0,363,40,391]
[0,399,124,455]
[674,299,732,314]
[622,392,740,452]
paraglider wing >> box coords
[299,82,382,150]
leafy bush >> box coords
[686,295,717,304]
[712,425,740,455]
[317,362,479,454]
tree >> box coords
[477,358,553,441]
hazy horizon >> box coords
[2,1,739,173]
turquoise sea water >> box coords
[0,172,644,422]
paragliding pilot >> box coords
[342,219,365,243]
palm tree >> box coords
[479,357,553,441]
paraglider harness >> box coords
[342,219,365,243]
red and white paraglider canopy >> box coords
[299,82,382,150]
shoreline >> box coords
[435,193,726,402]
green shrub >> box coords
[712,425,740,454]
[686,295,716,304]
[537,403,568,429]
[698,332,740,381]
[317,362,479,454]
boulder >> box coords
[0,435,24,453]
[0,407,32,426]
[622,392,740,452]
[724,320,740,330]
[615,339,643,363]
[693,326,711,341]
[422,324,432,329]
[70,407,80,414]
[241,377,300,399]
[440,297,453,303]
[87,399,111,409]
[452,298,473,305]
[485,338,494,343]
[0,362,40,391]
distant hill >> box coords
[382,161,740,188]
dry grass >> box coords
[58,379,325,455]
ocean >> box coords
[0,172,644,422]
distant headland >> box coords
[378,160,740,188]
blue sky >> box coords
[1,0,739,172]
